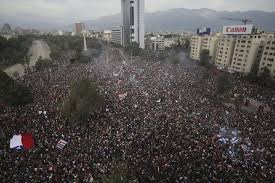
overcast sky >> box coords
[1,0,275,23]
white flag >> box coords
[56,139,68,150]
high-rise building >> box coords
[229,35,266,74]
[111,26,124,46]
[75,22,85,34]
[190,35,220,62]
[215,35,237,70]
[190,36,203,61]
[121,0,145,49]
[259,36,275,78]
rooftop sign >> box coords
[222,24,253,35]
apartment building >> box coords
[163,35,176,48]
[201,35,220,63]
[229,35,266,74]
[111,26,124,46]
[103,30,112,43]
[215,35,237,70]
[147,36,165,51]
[259,36,275,78]
[190,35,220,61]
[190,36,203,60]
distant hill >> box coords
[84,8,275,32]
[1,8,275,32]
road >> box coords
[4,40,51,78]
[29,40,51,67]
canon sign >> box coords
[222,24,253,35]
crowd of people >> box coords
[1,45,275,182]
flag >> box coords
[10,133,34,150]
[118,93,128,101]
[56,139,67,150]
[21,133,35,150]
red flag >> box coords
[21,133,34,150]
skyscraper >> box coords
[121,0,145,49]
[75,22,85,34]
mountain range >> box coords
[1,8,275,32]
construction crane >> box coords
[221,17,252,25]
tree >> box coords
[199,49,210,67]
[216,74,232,96]
[124,43,142,56]
[260,67,271,80]
[184,38,190,50]
[0,70,32,106]
[62,79,104,126]
[35,57,54,70]
[170,55,180,65]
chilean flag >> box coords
[10,133,35,150]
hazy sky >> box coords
[1,0,275,23]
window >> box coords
[130,7,134,25]
[271,47,275,50]
[264,52,268,55]
[267,64,272,67]
[267,41,271,44]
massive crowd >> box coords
[1,45,275,182]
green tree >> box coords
[170,55,180,65]
[216,74,232,96]
[0,70,32,106]
[184,38,190,50]
[35,57,54,70]
[260,67,271,80]
[199,49,210,67]
[124,43,142,56]
[62,79,104,126]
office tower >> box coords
[111,26,124,46]
[121,0,145,49]
[75,22,85,34]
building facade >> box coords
[75,22,85,34]
[215,35,237,70]
[163,35,176,48]
[229,35,266,74]
[190,35,220,62]
[259,36,275,78]
[121,0,145,48]
[190,36,203,61]
[103,30,112,43]
[147,36,165,51]
[111,26,124,46]
[201,35,220,63]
